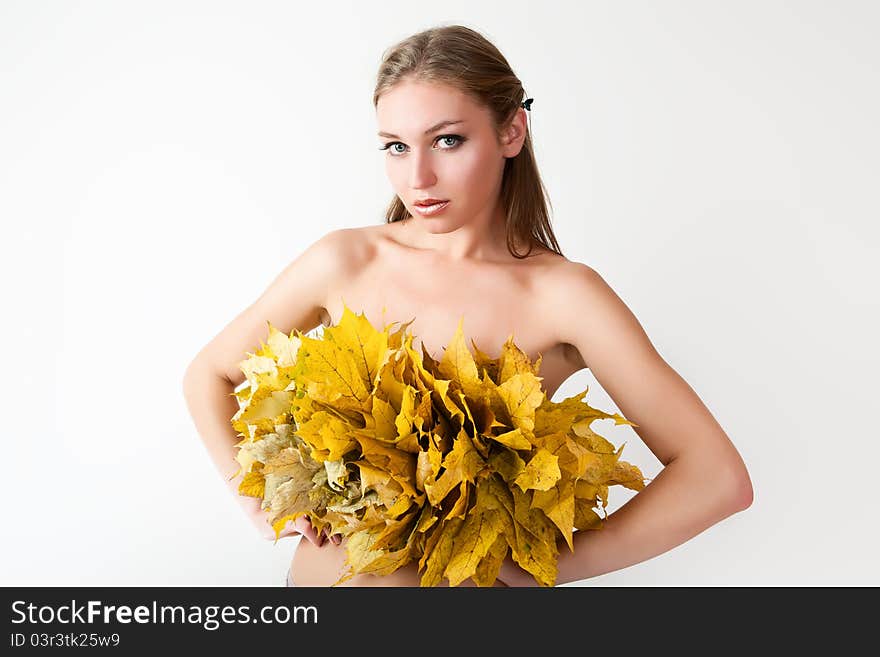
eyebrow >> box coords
[377,120,465,140]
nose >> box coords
[407,149,437,190]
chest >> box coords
[320,256,582,400]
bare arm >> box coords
[183,372,278,535]
[182,229,353,543]
[500,263,753,586]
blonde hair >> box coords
[373,25,563,259]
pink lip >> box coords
[411,200,450,217]
[414,198,448,206]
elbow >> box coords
[727,466,754,512]
[182,359,233,402]
[182,361,198,395]
[182,359,212,397]
[681,447,754,512]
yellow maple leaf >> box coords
[437,318,483,400]
[423,429,484,506]
[514,447,562,492]
[238,465,265,499]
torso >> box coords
[289,222,587,587]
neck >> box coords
[403,199,510,262]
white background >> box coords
[2,1,877,586]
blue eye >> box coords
[379,134,466,156]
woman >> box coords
[182,25,753,587]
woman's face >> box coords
[376,79,521,234]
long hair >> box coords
[373,25,563,259]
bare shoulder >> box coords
[301,224,388,285]
[541,256,597,282]
[319,224,384,280]
[530,253,601,299]
[274,227,367,310]
[544,259,625,309]
[315,225,376,276]
[543,260,659,363]
[184,227,375,386]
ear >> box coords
[500,107,528,158]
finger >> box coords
[295,517,321,546]
[304,526,321,546]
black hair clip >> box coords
[521,97,534,111]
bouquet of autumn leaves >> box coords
[229,305,647,587]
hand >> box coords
[290,516,343,547]
[234,481,341,545]
[268,515,343,547]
